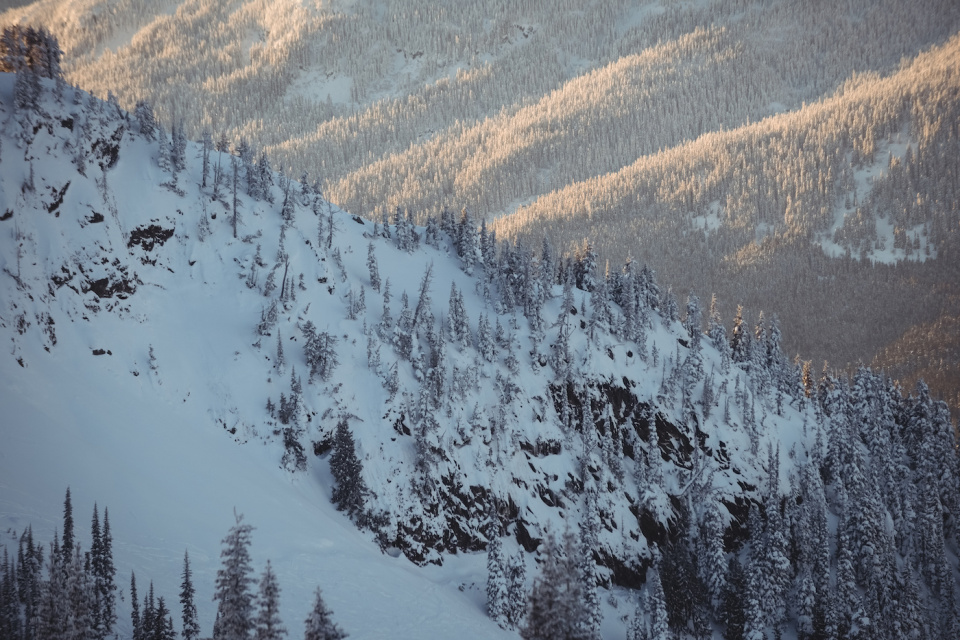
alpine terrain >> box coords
[1,17,959,640]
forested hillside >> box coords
[493,33,960,414]
[3,0,957,414]
[2,66,959,639]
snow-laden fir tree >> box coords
[486,533,509,628]
[153,596,177,640]
[578,491,602,640]
[506,550,527,629]
[66,545,96,640]
[255,560,285,640]
[301,321,338,383]
[303,588,346,640]
[366,242,380,292]
[180,550,200,640]
[520,529,591,640]
[329,420,368,521]
[130,572,141,640]
[91,504,116,640]
[213,513,256,640]
[699,500,727,613]
[646,564,670,640]
[61,488,74,562]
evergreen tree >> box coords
[647,565,670,640]
[131,572,141,640]
[412,263,434,334]
[684,292,702,351]
[486,534,508,628]
[153,596,177,640]
[700,501,727,613]
[143,581,157,640]
[578,492,602,640]
[61,487,74,563]
[301,322,339,383]
[329,420,368,521]
[506,551,527,629]
[730,306,751,368]
[99,507,116,638]
[303,588,346,640]
[135,100,157,140]
[202,130,212,189]
[520,529,590,640]
[180,551,200,640]
[476,313,496,363]
[157,123,172,173]
[366,243,380,292]
[213,514,256,640]
[232,157,242,239]
[0,547,19,640]
[66,545,96,640]
[255,561,285,640]
[171,121,187,175]
[448,283,472,349]
[37,535,67,640]
[91,503,104,637]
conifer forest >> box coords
[1,2,959,639]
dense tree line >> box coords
[0,492,347,640]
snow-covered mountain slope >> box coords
[0,74,523,639]
[1,73,959,639]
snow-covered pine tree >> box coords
[257,152,274,203]
[646,564,670,640]
[329,420,368,521]
[684,292,702,352]
[0,548,19,640]
[412,263,434,335]
[627,594,647,640]
[476,313,495,363]
[92,505,116,639]
[303,588,346,640]
[90,503,104,636]
[578,491,602,640]
[66,545,96,640]
[506,550,527,629]
[201,130,212,189]
[61,487,74,562]
[366,243,380,292]
[302,322,339,383]
[520,529,590,640]
[486,533,509,628]
[134,100,156,141]
[699,500,727,613]
[153,596,177,640]
[213,513,256,640]
[255,560,286,640]
[448,283,471,349]
[231,157,242,239]
[730,305,751,369]
[131,572,141,640]
[180,550,200,640]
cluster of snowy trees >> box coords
[0,488,117,640]
[0,24,62,79]
[211,514,346,640]
[484,369,959,639]
[0,490,348,640]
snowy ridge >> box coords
[2,74,959,640]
